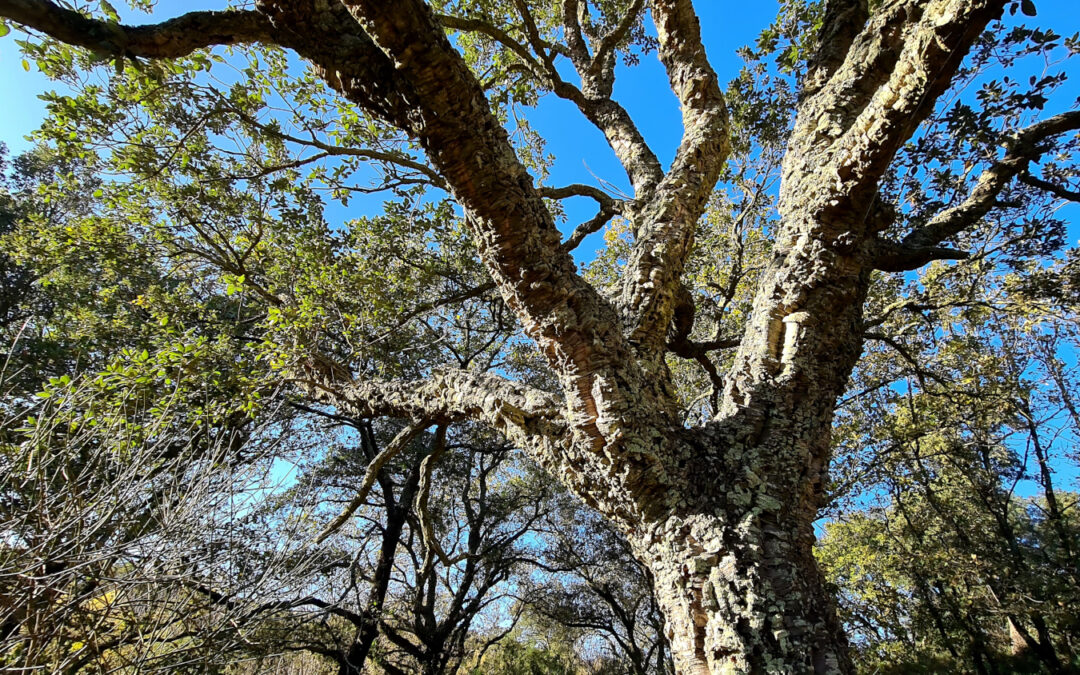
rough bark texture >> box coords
[10,0,1079,672]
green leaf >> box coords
[1021,0,1037,16]
[0,21,10,38]
[21,59,30,72]
[99,0,120,22]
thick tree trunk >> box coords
[626,193,871,673]
[631,410,861,673]
[639,510,850,674]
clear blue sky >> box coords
[1,1,1077,238]
[3,2,1077,211]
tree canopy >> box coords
[0,0,1079,673]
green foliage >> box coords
[819,491,1080,673]
[471,633,580,675]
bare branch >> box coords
[314,420,428,544]
[225,106,447,188]
[538,183,625,252]
[538,183,618,206]
[1018,170,1080,203]
[562,203,620,253]
[415,424,456,575]
[869,237,971,272]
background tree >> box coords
[817,242,1080,672]
[522,494,674,675]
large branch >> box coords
[551,0,664,196]
[714,0,1008,449]
[801,0,870,101]
[618,0,729,357]
[299,361,564,438]
[898,110,1080,252]
[651,0,729,167]
[783,0,1008,220]
[300,358,669,521]
[319,0,680,470]
[0,0,274,58]
[562,92,665,195]
[253,1,419,124]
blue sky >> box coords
[0,1,782,258]
[0,1,775,180]
[0,0,778,143]
[3,1,1077,229]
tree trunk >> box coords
[633,454,853,674]
[626,195,871,673]
[336,428,425,674]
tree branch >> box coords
[868,237,970,272]
[784,0,1009,218]
[330,0,673,473]
[415,424,455,576]
[437,13,548,79]
[255,1,418,124]
[1018,170,1080,203]
[562,202,620,253]
[716,0,1010,427]
[298,359,566,452]
[0,1,274,59]
[537,183,625,252]
[314,420,428,544]
[538,183,617,205]
[591,0,646,76]
[618,0,729,356]
[439,4,662,196]
[560,0,592,71]
[224,105,447,188]
[903,110,1080,250]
